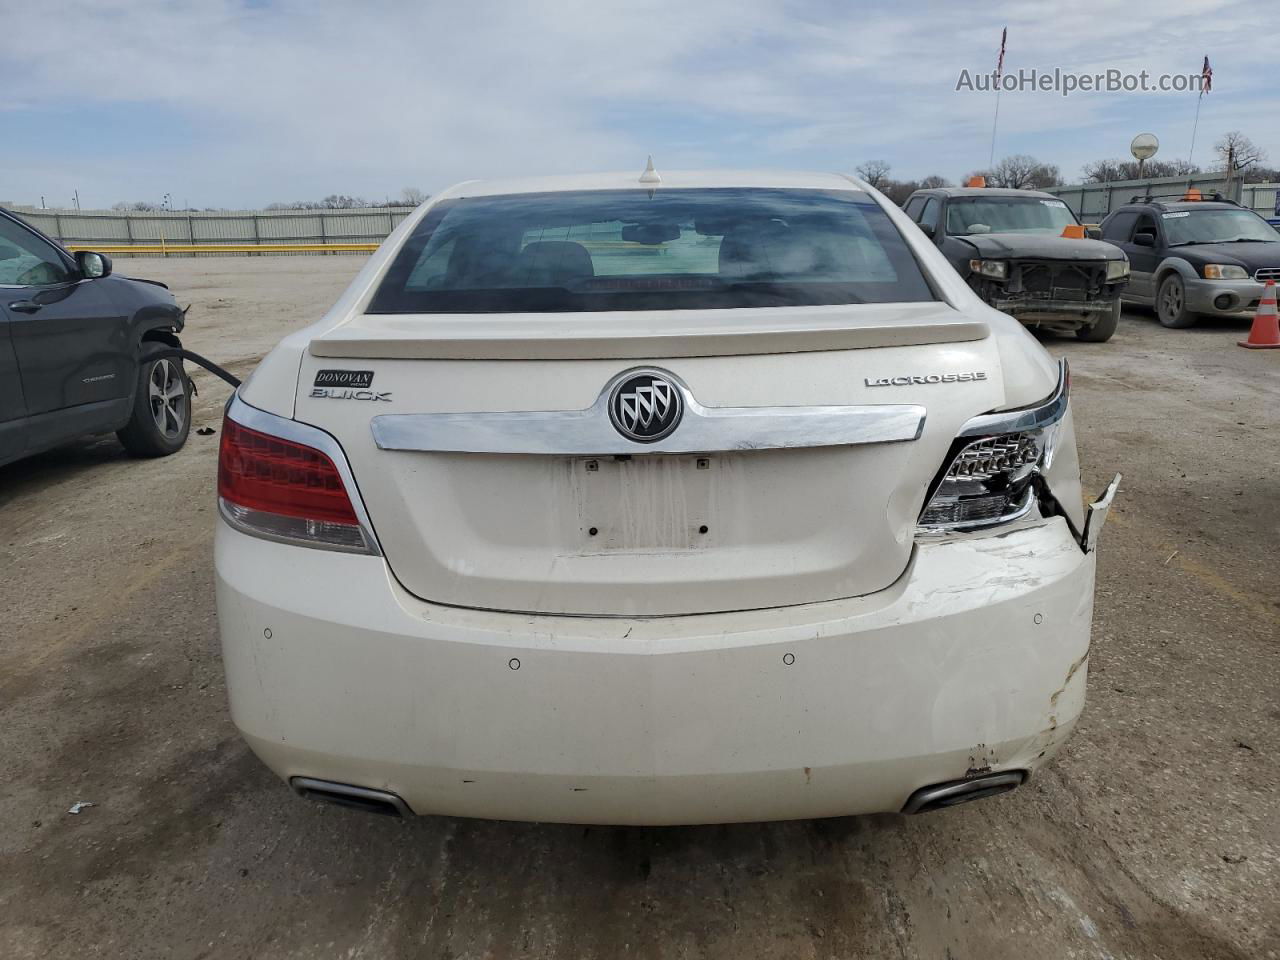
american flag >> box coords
[996,28,1007,79]
[1201,55,1212,94]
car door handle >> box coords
[8,300,43,314]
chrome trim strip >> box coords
[370,367,926,455]
[957,359,1069,437]
[224,393,382,556]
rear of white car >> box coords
[215,170,1116,824]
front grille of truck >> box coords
[1015,261,1108,301]
[1255,267,1280,282]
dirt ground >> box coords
[2,256,1277,960]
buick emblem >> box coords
[608,371,683,443]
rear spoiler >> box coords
[309,306,990,361]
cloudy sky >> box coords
[2,0,1273,209]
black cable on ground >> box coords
[147,348,243,389]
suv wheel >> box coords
[1156,274,1197,328]
[117,346,193,457]
[1076,300,1120,342]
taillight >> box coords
[918,430,1050,528]
[918,360,1069,533]
[217,414,375,554]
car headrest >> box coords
[511,241,595,287]
[718,220,793,279]
[443,234,517,289]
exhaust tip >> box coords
[290,777,413,817]
[902,771,1026,815]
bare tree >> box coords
[399,187,429,206]
[1080,158,1129,183]
[881,179,919,206]
[855,160,892,189]
[985,155,1061,190]
[1162,158,1203,177]
[1216,132,1267,193]
[321,194,369,209]
[1215,132,1266,175]
[1082,157,1202,182]
[873,175,953,207]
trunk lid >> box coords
[295,304,1005,617]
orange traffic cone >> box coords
[1239,279,1280,349]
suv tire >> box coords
[117,345,193,457]
[1076,300,1120,342]
[1156,274,1197,328]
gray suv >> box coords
[1099,196,1280,328]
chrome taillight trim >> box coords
[222,392,382,556]
[956,359,1068,438]
[915,485,1037,533]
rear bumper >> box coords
[1183,277,1265,316]
[215,516,1095,825]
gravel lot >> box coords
[2,257,1277,959]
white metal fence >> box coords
[8,206,417,255]
[1043,176,1279,221]
[10,184,1279,255]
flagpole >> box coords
[1188,89,1204,165]
[988,27,1007,171]
[989,85,1003,168]
[1190,55,1210,166]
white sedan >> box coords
[215,167,1118,824]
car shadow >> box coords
[0,435,129,507]
[1034,306,1255,341]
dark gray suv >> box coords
[1099,197,1280,328]
[1,208,191,468]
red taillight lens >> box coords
[218,417,371,552]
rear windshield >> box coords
[367,188,936,313]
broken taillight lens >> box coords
[918,430,1051,529]
[217,417,373,553]
[919,360,1070,533]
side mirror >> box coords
[1084,225,1103,240]
[917,223,935,239]
[75,251,112,279]
[1133,232,1156,248]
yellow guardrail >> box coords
[63,242,380,255]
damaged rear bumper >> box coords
[216,514,1097,825]
[1082,474,1121,553]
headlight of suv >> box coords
[918,360,1069,532]
[1203,264,1248,280]
[1106,259,1130,281]
[969,259,1009,279]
